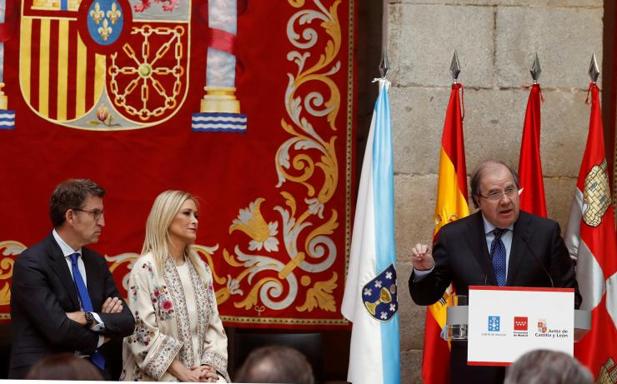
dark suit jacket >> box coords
[9,233,135,379]
[408,211,581,384]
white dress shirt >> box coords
[52,229,105,346]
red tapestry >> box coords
[0,0,355,329]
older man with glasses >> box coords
[408,160,580,384]
[9,179,135,379]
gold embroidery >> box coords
[583,160,611,227]
[296,272,337,312]
[0,241,25,306]
[205,0,344,318]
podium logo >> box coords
[488,316,501,332]
[537,319,548,333]
[514,316,528,331]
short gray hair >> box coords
[504,349,593,384]
[470,160,519,207]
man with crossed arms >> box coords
[9,179,135,379]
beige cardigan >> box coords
[121,253,229,381]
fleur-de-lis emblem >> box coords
[89,2,105,25]
[107,2,122,25]
[98,18,112,41]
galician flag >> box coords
[341,78,400,384]
[564,82,617,379]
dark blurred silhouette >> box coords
[25,353,104,380]
[505,349,593,384]
[235,345,314,384]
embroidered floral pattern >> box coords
[129,315,155,347]
[123,365,144,381]
[128,284,138,302]
[189,260,210,359]
[198,262,230,381]
[141,260,155,278]
[202,350,230,382]
[143,335,182,380]
[151,285,174,321]
[123,254,228,381]
[163,257,195,367]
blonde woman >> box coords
[121,191,229,382]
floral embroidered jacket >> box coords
[121,253,229,381]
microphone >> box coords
[519,233,554,288]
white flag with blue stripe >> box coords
[341,78,400,384]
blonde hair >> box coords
[142,190,205,279]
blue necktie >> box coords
[490,229,507,286]
[69,253,105,371]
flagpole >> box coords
[341,4,400,382]
[518,53,547,217]
[421,51,469,384]
[564,53,617,379]
[379,0,389,79]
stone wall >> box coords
[386,1,604,382]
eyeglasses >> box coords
[477,186,518,201]
[73,208,104,221]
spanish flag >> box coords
[422,82,469,384]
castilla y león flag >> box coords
[564,82,617,379]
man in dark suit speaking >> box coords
[9,179,135,379]
[408,160,580,384]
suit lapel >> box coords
[465,212,497,285]
[507,212,530,285]
[46,234,81,309]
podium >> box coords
[443,286,591,366]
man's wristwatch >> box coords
[84,311,95,327]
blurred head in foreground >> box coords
[235,345,315,384]
[504,349,592,384]
[26,353,104,380]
